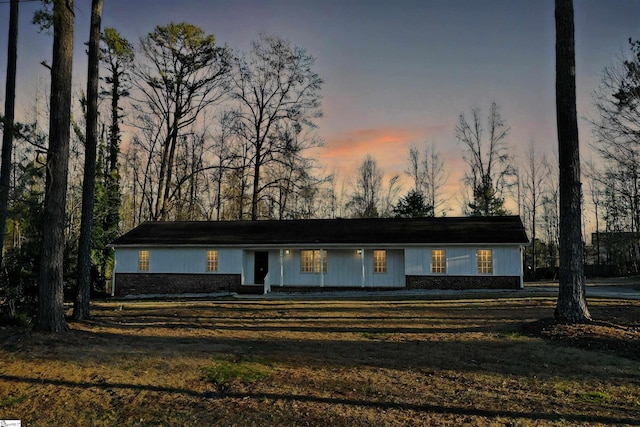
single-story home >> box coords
[110,215,528,296]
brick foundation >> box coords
[114,273,241,296]
[405,275,520,290]
[269,286,402,293]
[114,273,520,296]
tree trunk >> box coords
[554,0,591,322]
[0,0,19,268]
[251,147,261,221]
[73,0,102,321]
[109,73,120,173]
[35,0,74,332]
[216,165,222,221]
[160,122,180,220]
[532,206,537,280]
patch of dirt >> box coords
[524,303,640,361]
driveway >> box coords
[118,277,640,301]
[525,276,640,300]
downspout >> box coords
[520,246,524,289]
[111,247,116,297]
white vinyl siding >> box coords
[269,249,403,287]
[114,245,522,286]
[116,248,242,274]
[439,247,470,274]
[404,246,521,276]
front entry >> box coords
[254,251,269,284]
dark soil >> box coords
[524,301,640,361]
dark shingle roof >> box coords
[111,216,528,246]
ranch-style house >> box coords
[110,215,528,296]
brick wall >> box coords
[406,275,520,290]
[269,286,401,293]
[114,273,520,296]
[114,273,241,296]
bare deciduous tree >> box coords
[590,38,640,271]
[209,112,237,220]
[456,102,514,216]
[521,141,549,279]
[541,157,560,273]
[230,34,323,220]
[584,161,605,267]
[133,22,231,220]
[406,142,448,216]
[348,154,383,218]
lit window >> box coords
[301,250,313,273]
[138,250,150,271]
[477,249,493,274]
[315,250,327,273]
[431,249,446,273]
[373,250,387,273]
[207,250,219,272]
[301,250,327,273]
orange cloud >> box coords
[322,128,410,158]
[317,124,474,215]
[320,127,420,179]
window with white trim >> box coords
[431,249,446,273]
[138,250,150,271]
[207,250,219,272]
[301,250,327,273]
[477,249,493,274]
[373,250,387,273]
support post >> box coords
[361,249,365,287]
[320,249,325,287]
[279,249,284,287]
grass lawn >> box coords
[1,296,639,426]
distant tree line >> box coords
[0,0,635,327]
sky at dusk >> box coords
[0,0,639,217]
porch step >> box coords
[236,285,264,295]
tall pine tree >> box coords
[35,0,74,332]
[0,0,19,268]
[73,0,102,320]
[555,0,590,322]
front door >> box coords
[254,251,269,284]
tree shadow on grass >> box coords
[0,373,638,426]
[4,326,639,383]
[86,318,509,335]
[3,299,640,424]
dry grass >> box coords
[1,296,639,426]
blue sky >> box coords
[0,0,639,213]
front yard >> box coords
[1,296,639,426]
